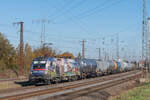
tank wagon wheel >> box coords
[67,76,71,82]
[76,75,81,80]
[71,77,74,81]
[72,76,78,81]
[45,80,51,85]
[102,72,106,76]
[28,80,34,85]
[75,76,78,81]
[55,78,61,84]
[96,73,99,77]
[82,75,86,79]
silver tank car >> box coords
[127,61,136,71]
[95,60,123,75]
[76,59,97,78]
[118,59,129,72]
[118,59,135,71]
[96,61,110,75]
[106,61,121,73]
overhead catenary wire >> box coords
[4,31,41,47]
[0,0,135,47]
[74,0,111,18]
[0,0,142,59]
[50,0,92,35]
[56,0,110,23]
[2,21,140,56]
[24,23,141,58]
[24,30,82,41]
[47,0,86,22]
[58,0,123,24]
[45,0,75,19]
[76,0,123,19]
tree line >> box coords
[0,33,77,77]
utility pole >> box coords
[104,51,107,61]
[142,0,146,60]
[147,18,150,72]
[96,48,101,61]
[142,0,147,61]
[81,40,86,59]
[41,20,45,45]
[141,0,149,78]
[13,22,24,76]
[116,33,119,60]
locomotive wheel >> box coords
[68,77,72,82]
[45,80,51,85]
[72,76,78,81]
[74,76,78,81]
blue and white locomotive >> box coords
[29,57,80,84]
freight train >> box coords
[29,57,136,84]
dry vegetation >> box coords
[0,32,75,78]
[110,75,150,100]
[0,81,21,90]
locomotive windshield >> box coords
[32,61,46,69]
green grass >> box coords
[110,82,150,100]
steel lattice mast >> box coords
[142,0,147,61]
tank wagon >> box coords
[118,59,135,71]
[29,57,136,85]
[76,59,121,77]
[96,60,120,75]
[77,59,135,77]
[76,59,97,78]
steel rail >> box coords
[0,70,142,100]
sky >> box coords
[0,0,150,60]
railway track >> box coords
[0,78,27,82]
[0,70,135,96]
[49,71,142,100]
[0,71,127,95]
[0,70,142,100]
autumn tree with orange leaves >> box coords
[58,52,75,59]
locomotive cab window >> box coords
[33,61,46,69]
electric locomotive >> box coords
[29,57,80,84]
